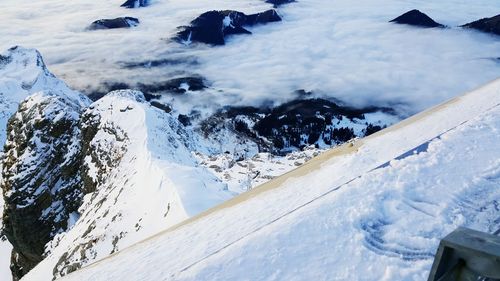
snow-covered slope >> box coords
[1,0,498,279]
[33,90,233,279]
[32,78,500,281]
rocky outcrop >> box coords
[390,10,444,28]
[1,92,87,280]
[88,17,139,30]
[462,14,500,36]
[175,10,281,45]
[121,0,149,9]
[79,94,132,194]
[0,46,91,280]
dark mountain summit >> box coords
[176,10,281,45]
[390,9,444,28]
[266,0,295,8]
[121,0,149,9]
[462,14,500,36]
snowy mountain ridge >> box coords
[46,89,233,278]
[0,46,89,145]
[31,78,500,281]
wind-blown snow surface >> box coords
[26,79,499,281]
[0,0,499,113]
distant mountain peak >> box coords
[390,9,444,28]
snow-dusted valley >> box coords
[0,0,499,280]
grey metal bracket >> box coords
[428,227,500,281]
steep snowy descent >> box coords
[38,90,232,279]
[33,79,500,281]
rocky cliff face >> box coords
[0,47,90,280]
[2,92,88,280]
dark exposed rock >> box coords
[178,114,191,126]
[1,92,86,280]
[246,9,282,25]
[121,57,199,69]
[0,53,12,67]
[137,76,207,94]
[121,0,149,9]
[176,11,244,46]
[253,99,385,151]
[202,98,396,154]
[294,89,313,98]
[175,9,281,45]
[364,124,383,136]
[390,9,444,28]
[265,0,295,8]
[88,17,139,30]
[150,101,172,113]
[461,14,500,36]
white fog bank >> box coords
[0,0,498,114]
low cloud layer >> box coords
[0,0,498,115]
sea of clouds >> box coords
[0,0,498,115]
